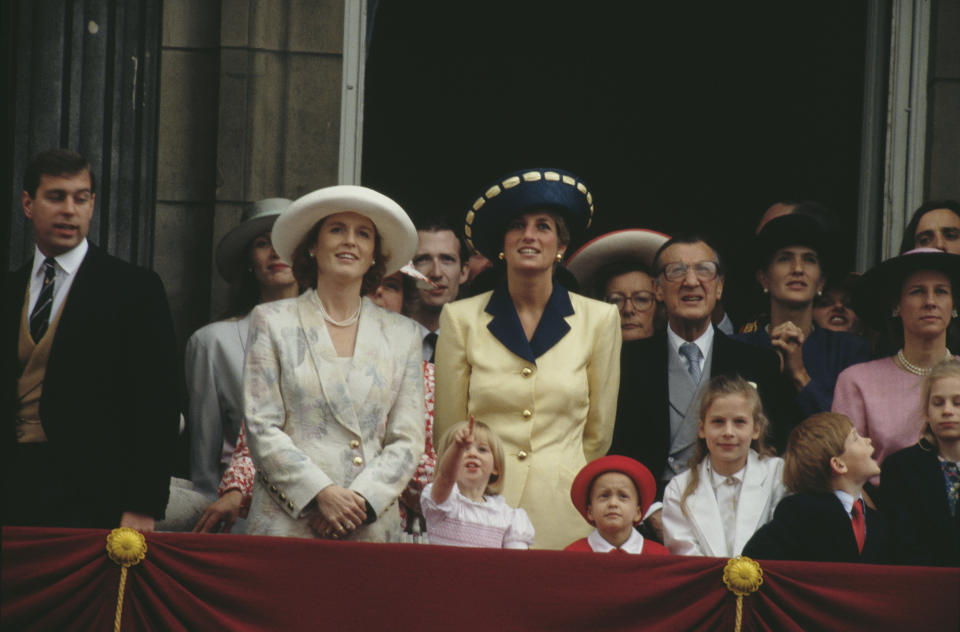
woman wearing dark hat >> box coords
[566,229,669,342]
[243,185,424,541]
[833,248,960,474]
[185,198,298,506]
[434,168,621,549]
[734,214,871,416]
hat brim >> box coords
[570,455,657,521]
[215,213,282,283]
[565,229,670,295]
[272,185,417,276]
[854,249,960,328]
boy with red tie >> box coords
[743,412,892,563]
[565,456,670,555]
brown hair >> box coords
[436,419,505,496]
[290,217,386,295]
[920,359,960,451]
[680,375,772,516]
[783,412,852,494]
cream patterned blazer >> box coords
[244,292,425,541]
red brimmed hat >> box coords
[570,455,657,520]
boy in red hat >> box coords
[566,456,670,554]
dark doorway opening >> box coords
[362,1,872,323]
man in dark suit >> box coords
[610,234,798,537]
[2,148,179,531]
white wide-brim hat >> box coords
[565,228,670,295]
[215,197,292,283]
[272,185,418,276]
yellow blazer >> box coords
[435,283,621,549]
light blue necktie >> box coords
[679,342,703,384]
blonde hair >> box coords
[436,419,506,496]
[920,359,960,451]
[679,375,772,515]
[783,412,852,494]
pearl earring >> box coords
[498,252,505,261]
[953,309,958,318]
[892,305,901,317]
[556,252,563,262]
[762,287,769,294]
[817,289,823,297]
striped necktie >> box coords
[30,258,57,342]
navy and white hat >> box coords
[464,168,595,261]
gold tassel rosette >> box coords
[722,556,763,632]
[106,527,148,632]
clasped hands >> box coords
[769,321,811,390]
[308,485,367,540]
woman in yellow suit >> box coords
[435,168,621,549]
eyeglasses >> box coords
[660,260,719,283]
[605,291,656,312]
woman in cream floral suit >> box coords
[243,186,424,541]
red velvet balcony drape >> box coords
[3,526,958,631]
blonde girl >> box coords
[880,360,960,565]
[421,417,534,548]
[662,375,788,557]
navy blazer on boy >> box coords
[3,245,179,527]
[742,493,892,563]
[610,328,799,488]
[881,444,960,567]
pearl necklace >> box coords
[896,348,952,376]
[317,296,361,327]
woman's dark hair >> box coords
[899,200,960,254]
[291,217,386,295]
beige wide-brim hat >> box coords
[215,197,292,283]
[565,229,670,295]
[272,185,418,276]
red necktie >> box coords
[851,499,866,554]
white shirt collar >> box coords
[833,489,861,516]
[586,527,647,554]
[33,239,89,277]
[666,321,714,361]
[707,458,746,491]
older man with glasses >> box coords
[608,234,799,541]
